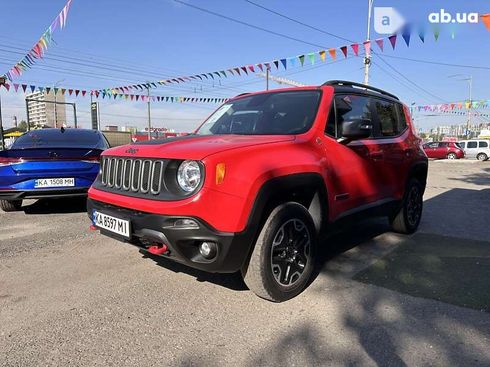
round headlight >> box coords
[177,160,201,192]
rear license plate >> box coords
[93,210,130,239]
[35,178,75,188]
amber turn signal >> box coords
[216,163,226,185]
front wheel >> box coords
[477,153,488,161]
[0,200,23,212]
[242,202,316,302]
[447,152,457,160]
[390,179,423,234]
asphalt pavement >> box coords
[1,161,489,366]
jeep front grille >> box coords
[100,156,167,196]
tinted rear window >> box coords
[12,129,106,149]
[467,141,477,148]
[479,141,488,148]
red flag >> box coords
[340,46,348,58]
[375,38,384,51]
[256,63,263,72]
[351,43,359,56]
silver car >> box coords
[458,140,490,161]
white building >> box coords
[26,91,66,128]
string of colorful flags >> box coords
[0,81,228,103]
[412,100,490,113]
[95,24,459,95]
[2,0,74,81]
[418,110,490,119]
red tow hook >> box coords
[89,225,98,231]
[147,244,169,256]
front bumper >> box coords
[87,198,254,273]
[0,188,89,200]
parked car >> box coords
[422,141,465,159]
[87,80,428,302]
[0,128,109,212]
[458,140,490,161]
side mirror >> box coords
[339,119,372,143]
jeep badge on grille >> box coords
[125,148,139,154]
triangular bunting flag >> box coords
[248,65,255,73]
[375,38,384,51]
[308,52,315,64]
[328,48,336,60]
[240,66,248,75]
[13,84,19,92]
[22,84,28,92]
[30,85,36,93]
[363,41,371,55]
[351,44,359,56]
[340,46,348,58]
[480,14,490,31]
[273,60,279,69]
[81,90,86,97]
[388,35,397,49]
[256,63,263,72]
[402,26,411,46]
[298,55,305,66]
[319,50,326,62]
[280,59,287,70]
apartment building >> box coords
[26,91,66,128]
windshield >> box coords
[196,90,321,135]
[11,129,108,150]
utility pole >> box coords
[467,75,473,139]
[147,85,151,140]
[265,68,269,90]
[364,0,374,85]
[0,77,5,150]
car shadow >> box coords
[23,197,88,214]
[140,250,248,291]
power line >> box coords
[380,54,490,71]
[372,54,447,103]
[172,0,327,49]
[244,0,354,43]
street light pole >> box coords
[363,0,374,85]
[0,77,5,150]
[147,85,151,140]
[467,76,473,139]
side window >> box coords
[332,94,372,138]
[428,142,438,148]
[396,104,408,133]
[373,99,398,137]
[439,142,449,148]
[459,142,465,149]
[325,103,336,138]
[479,141,488,148]
[467,141,477,149]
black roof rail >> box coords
[322,80,399,100]
[234,92,251,98]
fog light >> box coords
[199,241,217,259]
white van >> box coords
[458,140,490,161]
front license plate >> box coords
[93,210,131,239]
[35,178,75,188]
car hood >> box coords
[103,134,295,160]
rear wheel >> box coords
[447,152,457,160]
[0,200,22,212]
[242,202,316,302]
[477,153,488,161]
[390,179,423,234]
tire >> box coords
[242,202,317,302]
[447,153,457,160]
[0,200,22,212]
[390,179,423,234]
[477,153,488,161]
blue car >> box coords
[0,128,109,212]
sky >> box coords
[0,0,489,132]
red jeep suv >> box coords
[87,80,428,302]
